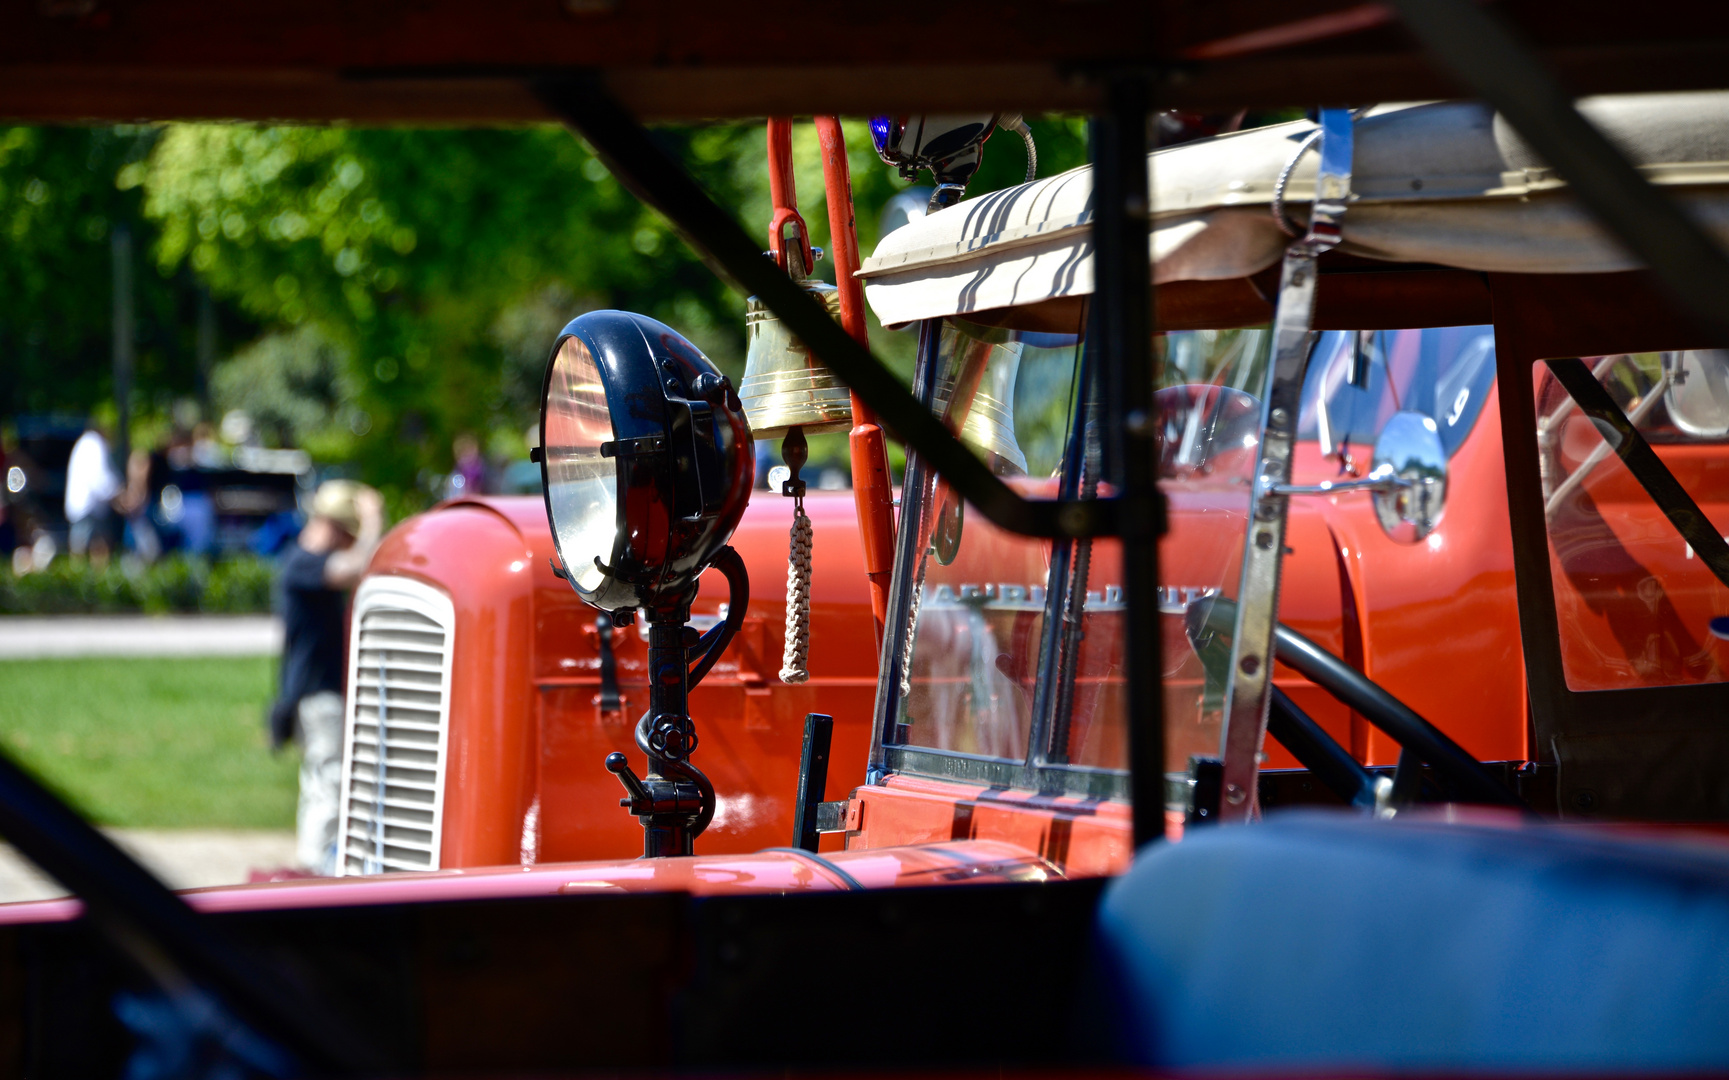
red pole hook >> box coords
[766,117,816,276]
[815,116,897,646]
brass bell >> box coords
[934,320,1028,475]
[740,279,853,439]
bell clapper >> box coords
[780,425,813,684]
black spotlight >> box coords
[537,310,755,857]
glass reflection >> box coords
[543,335,619,596]
[1538,352,1729,691]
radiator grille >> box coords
[337,577,454,875]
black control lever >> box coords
[605,752,653,813]
[605,749,707,818]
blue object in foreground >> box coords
[1098,811,1729,1073]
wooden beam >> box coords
[0,0,1725,122]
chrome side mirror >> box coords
[1370,410,1447,543]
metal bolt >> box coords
[1270,407,1288,425]
[1224,783,1247,805]
[1255,530,1275,549]
[1239,655,1260,675]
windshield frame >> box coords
[865,317,1132,801]
[1492,270,1729,821]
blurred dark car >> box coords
[4,415,84,550]
[158,446,312,557]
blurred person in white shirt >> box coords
[64,422,121,564]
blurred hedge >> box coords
[0,554,275,615]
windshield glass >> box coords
[892,320,1083,762]
[1154,329,1269,774]
[1297,326,1498,460]
[883,319,1272,798]
[1537,351,1729,691]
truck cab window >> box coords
[1538,350,1729,691]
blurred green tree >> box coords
[0,126,230,424]
[141,124,764,500]
[4,116,1093,502]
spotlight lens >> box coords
[543,334,619,595]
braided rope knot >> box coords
[899,576,922,697]
[780,508,813,684]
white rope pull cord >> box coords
[898,569,923,698]
[780,507,813,684]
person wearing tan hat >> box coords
[269,478,385,875]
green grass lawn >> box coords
[0,657,299,829]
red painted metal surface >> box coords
[845,775,1133,878]
[765,115,814,276]
[0,841,1055,925]
[1284,381,1527,766]
[816,113,897,642]
[364,501,539,869]
[371,377,1532,880]
[366,491,878,869]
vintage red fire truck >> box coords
[3,3,1729,1074]
[336,105,1544,878]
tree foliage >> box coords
[0,126,216,423]
[5,116,1093,503]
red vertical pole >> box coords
[814,115,896,647]
[767,117,797,211]
[765,117,809,273]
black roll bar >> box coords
[530,74,1160,544]
[0,746,379,1072]
[1093,75,1167,847]
[1199,598,1526,809]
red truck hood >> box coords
[0,840,1056,926]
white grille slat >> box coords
[337,577,454,876]
[361,627,446,648]
[353,699,442,720]
[346,779,438,806]
[355,711,443,728]
[351,723,438,745]
[355,649,445,671]
[346,798,435,825]
[342,842,434,871]
[355,666,443,688]
[354,685,443,707]
[354,769,439,789]
[362,610,442,630]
